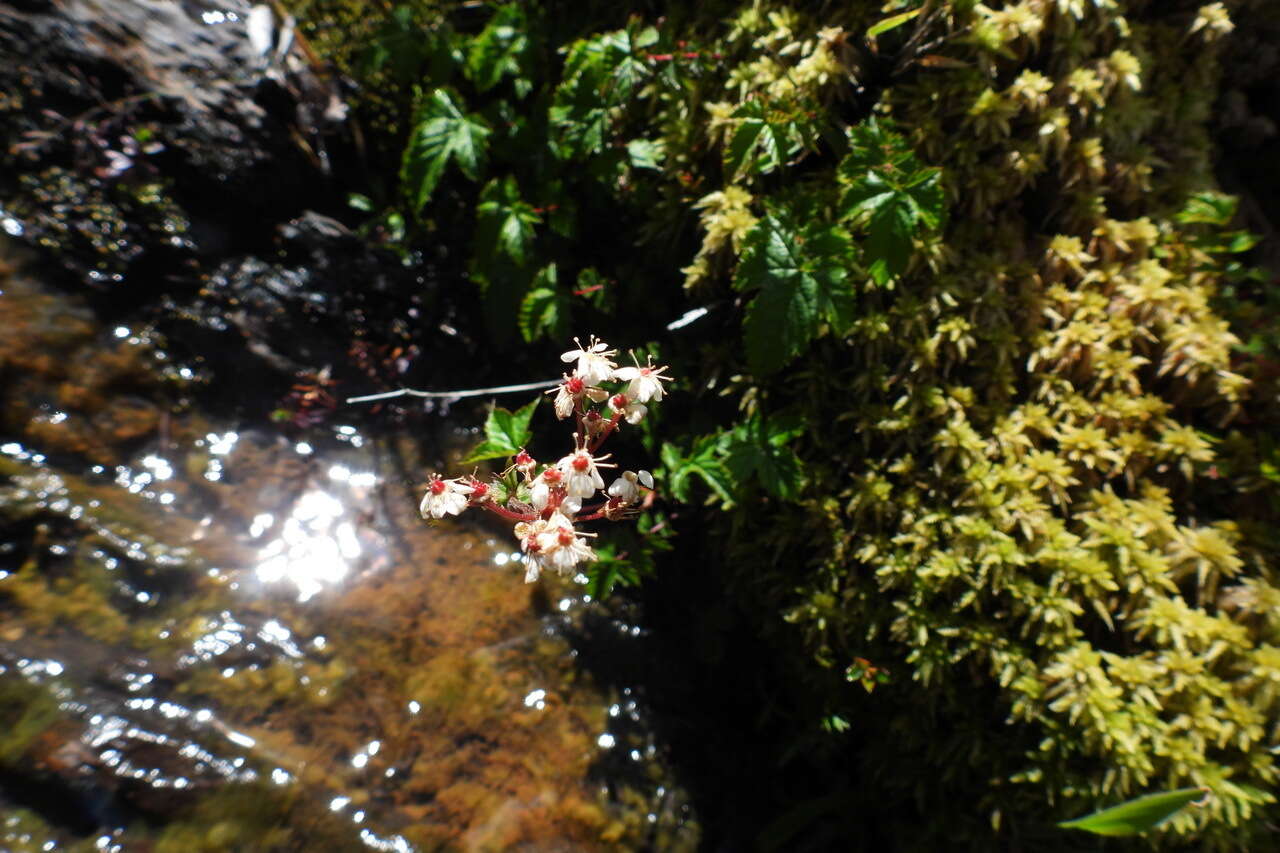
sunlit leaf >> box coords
[461,398,539,464]
[1176,191,1238,226]
[518,265,569,342]
[401,89,491,210]
[1058,788,1207,837]
[867,7,923,39]
[476,176,540,265]
[465,4,529,93]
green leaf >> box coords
[461,398,539,464]
[476,176,540,266]
[362,6,451,83]
[804,225,857,334]
[725,101,767,178]
[722,414,805,500]
[518,265,569,342]
[1176,191,1238,226]
[584,543,643,598]
[401,89,491,211]
[465,5,529,93]
[840,171,897,224]
[867,7,923,39]
[904,168,945,230]
[736,214,855,373]
[662,437,736,506]
[551,25,654,158]
[836,120,944,285]
[1058,788,1207,837]
[866,196,916,285]
[627,138,665,170]
[724,100,819,178]
[459,439,518,465]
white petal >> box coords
[638,470,654,489]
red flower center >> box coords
[566,376,585,394]
[429,479,446,494]
[557,529,575,546]
[544,468,562,483]
[572,454,590,471]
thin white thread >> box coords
[345,378,559,405]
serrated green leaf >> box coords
[476,176,540,266]
[518,265,569,342]
[461,398,539,464]
[401,89,491,211]
[460,439,519,465]
[725,102,766,178]
[663,437,737,505]
[486,397,538,449]
[867,196,915,285]
[725,100,819,177]
[740,241,819,375]
[552,26,653,158]
[721,415,805,500]
[867,7,923,39]
[736,214,855,372]
[465,4,528,93]
[756,444,803,499]
[1058,788,1206,837]
[687,459,736,505]
[906,168,945,229]
[840,173,897,224]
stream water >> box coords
[0,242,696,851]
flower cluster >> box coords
[419,337,670,582]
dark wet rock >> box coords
[0,3,466,417]
[0,0,349,295]
[163,210,427,387]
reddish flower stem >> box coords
[588,411,623,453]
[478,502,538,523]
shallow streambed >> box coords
[0,247,695,851]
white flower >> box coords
[528,468,582,515]
[614,356,671,403]
[529,468,559,511]
[419,475,469,518]
[516,513,596,581]
[607,470,654,504]
[623,401,647,424]
[560,336,617,386]
[536,512,597,575]
[515,518,551,582]
[547,374,608,419]
[556,446,613,499]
